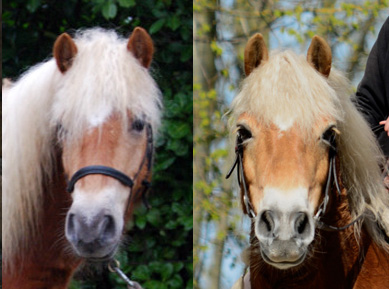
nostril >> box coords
[260,210,274,233]
[295,213,309,235]
[101,215,116,240]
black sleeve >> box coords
[355,17,389,156]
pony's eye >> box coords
[132,119,145,132]
[321,126,337,146]
[237,125,252,142]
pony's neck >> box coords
[248,189,366,289]
[4,148,82,289]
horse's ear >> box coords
[53,33,78,74]
[244,33,269,76]
[127,27,154,69]
[307,36,332,77]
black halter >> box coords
[226,133,256,218]
[67,123,153,209]
[226,126,363,231]
[67,166,134,192]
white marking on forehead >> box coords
[87,105,113,127]
[273,115,295,131]
[259,186,313,214]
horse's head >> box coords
[231,34,339,270]
[62,112,152,261]
[52,28,158,261]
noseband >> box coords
[226,126,363,231]
[67,123,153,209]
[67,166,134,192]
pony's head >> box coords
[229,34,388,270]
[3,28,162,268]
[51,28,160,260]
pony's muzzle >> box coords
[256,210,314,269]
[66,212,119,259]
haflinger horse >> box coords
[3,27,161,288]
[228,34,389,289]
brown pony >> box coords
[228,34,389,289]
[3,27,161,288]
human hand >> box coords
[379,116,389,137]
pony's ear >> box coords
[244,33,269,76]
[127,27,154,69]
[307,36,332,77]
[53,33,78,74]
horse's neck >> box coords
[4,150,81,289]
[248,191,369,289]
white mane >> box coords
[230,51,389,252]
[2,28,162,267]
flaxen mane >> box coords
[230,51,389,252]
[2,28,162,269]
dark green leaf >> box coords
[161,263,174,280]
[132,265,150,280]
[167,274,184,288]
[167,122,191,139]
[102,2,117,19]
[135,215,147,229]
[146,208,161,227]
[168,15,180,31]
[149,19,166,34]
[117,0,136,8]
[26,0,41,13]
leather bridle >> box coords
[67,123,154,210]
[226,132,256,218]
[226,125,363,231]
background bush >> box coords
[2,1,193,288]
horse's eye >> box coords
[321,126,337,146]
[237,125,252,142]
[132,119,145,132]
[321,125,338,149]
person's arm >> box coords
[355,17,389,156]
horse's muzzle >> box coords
[255,210,314,269]
[65,211,120,259]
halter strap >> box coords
[313,152,363,232]
[67,166,134,192]
[132,123,154,209]
[226,135,256,218]
[313,129,338,220]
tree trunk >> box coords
[193,2,217,287]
